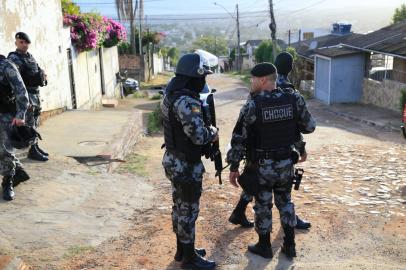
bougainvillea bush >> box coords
[63,13,126,52]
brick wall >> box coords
[119,54,141,69]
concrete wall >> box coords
[362,79,406,113]
[101,46,120,99]
[0,0,72,111]
[330,54,365,103]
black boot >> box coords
[181,243,215,270]
[228,198,254,228]
[281,226,296,258]
[28,145,48,162]
[36,144,49,156]
[174,236,206,262]
[295,215,311,230]
[13,166,30,187]
[2,176,15,201]
[248,232,273,258]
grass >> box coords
[227,70,251,88]
[117,153,148,176]
[147,104,163,134]
[132,91,148,99]
[63,246,95,259]
[149,93,162,100]
[140,72,172,90]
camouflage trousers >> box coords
[27,93,41,129]
[0,113,20,177]
[254,158,296,235]
[162,151,205,244]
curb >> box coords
[324,107,401,133]
[0,256,29,270]
[102,109,145,173]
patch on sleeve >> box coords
[191,104,201,113]
[262,104,293,123]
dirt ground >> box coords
[58,74,406,270]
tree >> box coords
[392,4,406,24]
[167,47,179,67]
[192,35,228,56]
[230,47,246,61]
[115,0,138,54]
[254,41,280,63]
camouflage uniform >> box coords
[0,56,29,177]
[162,95,216,244]
[8,51,42,129]
[227,89,315,234]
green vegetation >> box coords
[400,88,406,112]
[140,72,172,90]
[150,93,162,100]
[392,4,406,24]
[229,70,251,88]
[147,104,163,134]
[117,153,148,176]
[255,40,281,63]
[61,0,80,15]
[192,35,228,56]
[133,91,148,99]
[63,246,95,259]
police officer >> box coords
[8,32,48,162]
[227,62,316,259]
[228,52,312,230]
[0,54,30,201]
[161,53,217,270]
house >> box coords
[0,0,122,117]
[314,21,406,111]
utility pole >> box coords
[138,0,144,81]
[288,29,291,46]
[236,4,241,72]
[268,0,277,61]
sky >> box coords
[74,0,406,18]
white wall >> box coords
[0,0,72,111]
[153,53,164,75]
[101,46,120,98]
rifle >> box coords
[205,92,223,185]
[292,168,304,190]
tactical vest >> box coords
[9,52,41,93]
[162,89,204,162]
[251,90,298,150]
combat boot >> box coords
[295,215,311,230]
[228,198,254,228]
[2,176,15,201]
[35,144,49,156]
[247,232,273,258]
[281,225,296,258]
[181,243,215,270]
[28,145,48,162]
[174,235,206,262]
[13,166,30,187]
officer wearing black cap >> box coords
[161,53,217,269]
[226,62,316,259]
[8,32,49,162]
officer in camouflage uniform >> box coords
[8,32,48,162]
[0,54,30,201]
[227,62,315,259]
[161,53,217,270]
[228,52,312,230]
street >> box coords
[61,74,406,270]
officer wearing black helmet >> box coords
[8,32,49,162]
[0,53,30,201]
[228,52,312,230]
[161,53,218,269]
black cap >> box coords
[250,62,277,77]
[274,52,293,76]
[15,32,31,43]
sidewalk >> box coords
[36,98,145,172]
[312,100,402,132]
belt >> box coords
[255,148,292,160]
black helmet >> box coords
[274,52,293,76]
[175,53,213,78]
[7,125,40,149]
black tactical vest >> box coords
[162,89,204,162]
[251,90,298,150]
[9,52,41,93]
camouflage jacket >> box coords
[0,56,29,120]
[226,88,316,171]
